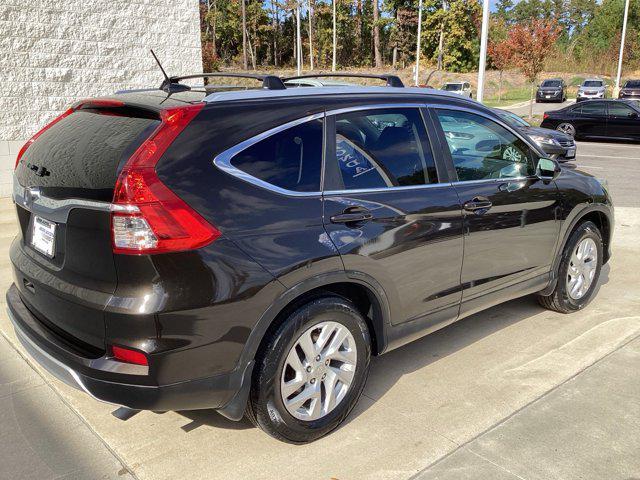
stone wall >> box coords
[0,0,203,196]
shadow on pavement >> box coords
[174,267,610,434]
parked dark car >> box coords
[618,79,640,99]
[493,108,576,161]
[536,78,567,103]
[7,75,613,444]
[541,99,640,141]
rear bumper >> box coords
[6,284,248,413]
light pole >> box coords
[296,1,302,75]
[614,0,630,97]
[332,0,337,71]
[476,0,490,102]
[414,0,423,86]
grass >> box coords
[483,85,533,107]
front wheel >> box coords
[557,122,576,138]
[246,295,371,443]
[537,221,603,313]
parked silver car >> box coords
[577,79,607,102]
[441,81,473,98]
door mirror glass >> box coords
[536,158,560,181]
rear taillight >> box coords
[111,103,220,255]
[111,345,148,366]
[15,108,74,169]
[543,113,549,120]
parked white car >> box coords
[441,81,473,98]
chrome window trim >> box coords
[324,182,453,196]
[13,180,112,223]
[212,112,325,198]
[211,102,542,197]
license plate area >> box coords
[31,215,57,258]
[566,148,576,158]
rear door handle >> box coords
[463,196,492,213]
[330,207,373,225]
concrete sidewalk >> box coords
[0,334,135,480]
[415,336,640,479]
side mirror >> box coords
[629,112,638,119]
[536,157,561,181]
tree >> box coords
[505,19,561,118]
[332,0,337,70]
[241,0,248,69]
[373,0,382,67]
[487,39,513,101]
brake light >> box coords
[543,113,549,120]
[111,103,220,254]
[15,108,74,169]
[111,345,148,366]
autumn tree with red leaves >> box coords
[488,40,514,102]
[504,19,561,118]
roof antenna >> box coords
[150,49,190,94]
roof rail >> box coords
[282,73,405,88]
[160,73,287,93]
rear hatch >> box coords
[12,101,161,354]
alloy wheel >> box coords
[566,237,598,300]
[280,321,357,421]
[557,123,576,137]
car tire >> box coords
[537,221,603,314]
[246,295,371,444]
[557,122,576,138]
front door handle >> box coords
[463,196,493,213]
[330,207,373,225]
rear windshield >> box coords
[443,84,462,91]
[583,81,603,87]
[541,80,562,87]
[16,109,159,199]
[624,80,640,88]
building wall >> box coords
[0,0,203,197]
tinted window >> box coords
[497,111,529,128]
[578,102,606,116]
[624,80,640,88]
[608,103,637,117]
[583,81,604,87]
[436,109,536,181]
[333,108,437,190]
[16,109,159,194]
[541,80,562,87]
[231,119,323,192]
[443,84,462,91]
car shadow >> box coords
[175,267,610,434]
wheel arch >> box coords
[541,205,612,296]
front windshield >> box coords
[443,84,462,91]
[541,80,561,88]
[583,81,603,87]
[624,80,640,88]
[498,111,530,128]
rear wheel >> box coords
[537,221,603,313]
[247,296,371,443]
[557,122,576,138]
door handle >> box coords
[463,196,492,213]
[330,207,373,225]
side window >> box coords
[435,109,536,181]
[332,108,437,190]
[608,103,636,118]
[579,102,606,117]
[230,119,323,192]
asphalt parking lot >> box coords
[1,140,639,480]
